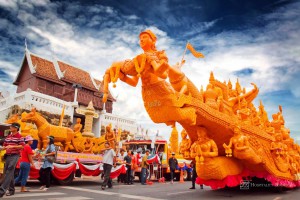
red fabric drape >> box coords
[28,161,126,181]
[29,167,40,179]
[77,162,101,176]
[110,165,126,179]
[51,163,76,180]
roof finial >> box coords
[51,46,57,60]
[25,38,28,50]
[50,45,64,79]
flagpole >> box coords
[180,41,188,67]
[59,104,66,126]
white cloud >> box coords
[0,0,18,10]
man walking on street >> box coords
[124,150,133,184]
[0,123,25,198]
[141,149,150,185]
[190,160,203,189]
[168,152,178,184]
[101,142,116,190]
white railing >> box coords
[100,112,138,134]
[0,89,77,120]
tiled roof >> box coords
[58,61,97,90]
[26,52,115,101]
[31,55,62,83]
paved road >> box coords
[2,177,299,200]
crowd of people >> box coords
[0,122,203,197]
[0,123,56,198]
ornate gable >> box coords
[58,61,97,91]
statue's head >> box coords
[77,118,81,123]
[230,123,241,135]
[197,127,208,140]
[21,108,37,122]
[106,123,112,131]
[139,30,157,51]
[233,126,241,135]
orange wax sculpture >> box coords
[101,30,300,189]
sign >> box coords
[56,151,102,163]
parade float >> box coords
[100,29,300,189]
[1,102,177,185]
[0,103,127,184]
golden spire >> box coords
[236,78,241,95]
[227,79,232,89]
[209,71,215,83]
[259,100,264,108]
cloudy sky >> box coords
[0,0,299,141]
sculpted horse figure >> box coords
[21,108,74,151]
[5,113,39,140]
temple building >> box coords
[0,47,137,137]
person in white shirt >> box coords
[117,149,126,183]
[101,142,116,190]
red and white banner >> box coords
[147,154,160,164]
[27,161,126,181]
[110,164,126,179]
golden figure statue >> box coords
[203,83,220,110]
[248,103,260,126]
[223,125,262,165]
[102,29,198,127]
[73,118,83,133]
[169,126,179,154]
[179,129,191,158]
[270,133,290,173]
[270,134,285,157]
[237,98,251,124]
[227,79,237,98]
[83,137,94,153]
[258,100,269,127]
[92,136,106,154]
[71,118,86,152]
[105,124,115,149]
[190,127,218,166]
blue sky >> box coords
[0,0,299,140]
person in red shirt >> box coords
[136,149,141,165]
[15,135,35,192]
[131,151,137,182]
[0,122,25,198]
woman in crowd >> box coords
[15,135,35,192]
[39,136,56,191]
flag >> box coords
[147,154,160,164]
[186,42,204,58]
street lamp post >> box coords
[72,83,82,103]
